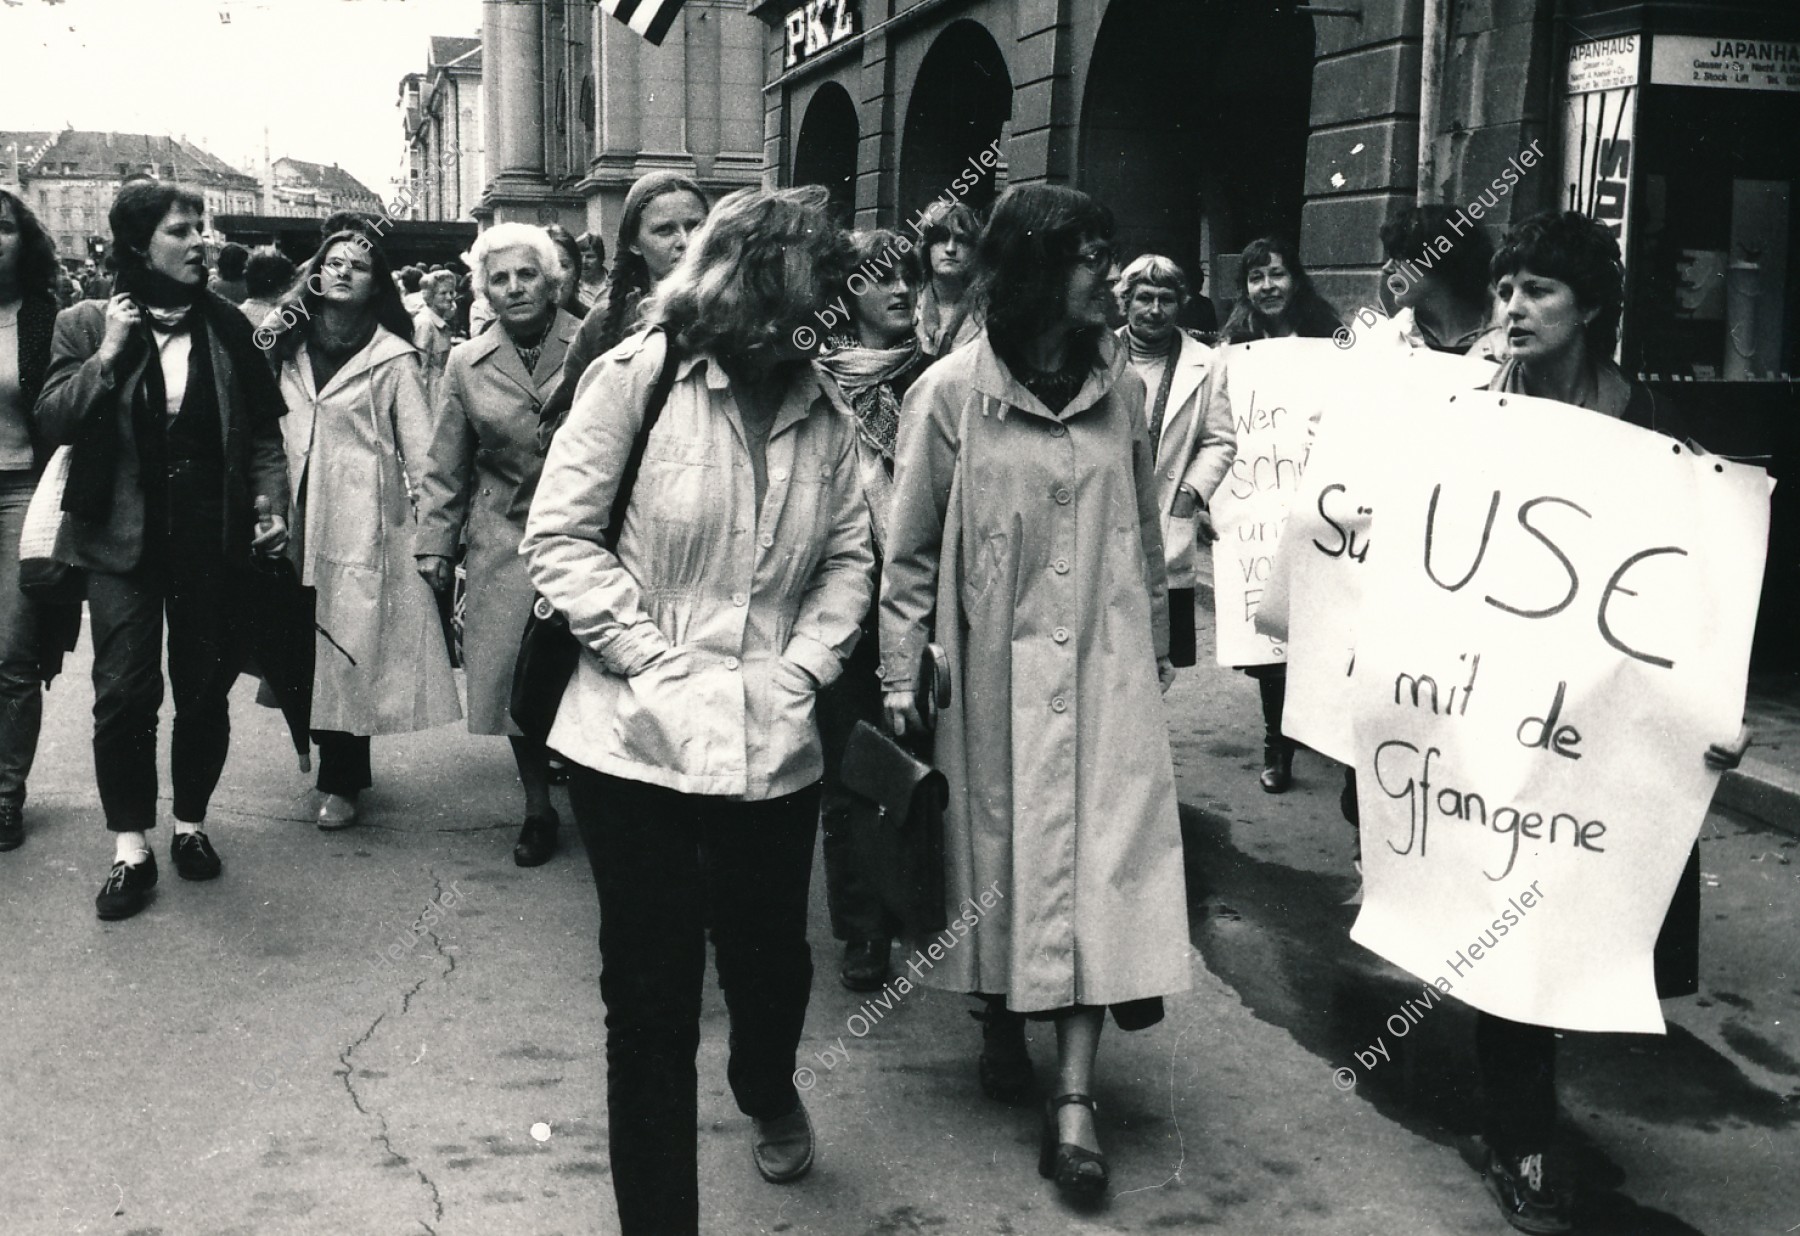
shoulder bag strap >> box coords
[601,329,684,552]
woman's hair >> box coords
[974,183,1115,371]
[107,180,206,272]
[420,269,457,299]
[243,245,297,299]
[215,241,250,282]
[1380,205,1495,308]
[543,223,585,313]
[1220,237,1341,342]
[266,229,416,360]
[466,222,560,291]
[0,188,63,299]
[398,264,425,294]
[1490,210,1624,357]
[917,200,981,253]
[594,171,710,356]
[1114,253,1190,307]
[646,184,845,360]
[830,228,912,321]
[577,230,607,269]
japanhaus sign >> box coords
[1651,35,1800,93]
[783,0,858,69]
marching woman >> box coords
[1219,237,1342,793]
[1113,253,1236,670]
[267,230,462,830]
[416,224,582,867]
[0,189,61,852]
[913,200,983,358]
[34,180,291,919]
[881,184,1191,1205]
[1461,210,1749,1233]
[523,185,870,1234]
[537,172,710,443]
[811,227,932,992]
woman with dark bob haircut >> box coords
[1378,204,1504,357]
[523,184,872,1234]
[1465,209,1748,1235]
[0,188,67,853]
[33,179,291,920]
[881,184,1191,1205]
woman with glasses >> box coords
[882,184,1191,1205]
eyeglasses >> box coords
[1073,245,1114,274]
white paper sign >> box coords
[1341,392,1769,1033]
[1209,338,1343,667]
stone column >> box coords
[493,0,546,177]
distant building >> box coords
[463,0,762,239]
[269,156,385,219]
[399,35,486,222]
[1,129,259,262]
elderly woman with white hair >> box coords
[416,223,581,866]
[1113,253,1236,669]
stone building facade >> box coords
[399,36,487,223]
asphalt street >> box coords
[1,601,1795,1236]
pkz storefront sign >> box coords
[783,0,858,69]
[1650,35,1800,93]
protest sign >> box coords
[1209,338,1342,666]
[1267,348,1499,761]
[1340,390,1768,1033]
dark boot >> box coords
[1257,669,1294,793]
[1260,741,1294,793]
[971,996,1034,1104]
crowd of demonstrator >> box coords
[0,173,1751,1236]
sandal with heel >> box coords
[1038,1092,1107,1204]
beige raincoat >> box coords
[879,331,1192,1013]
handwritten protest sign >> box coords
[1335,391,1768,1033]
[1266,347,1499,761]
[1209,339,1342,666]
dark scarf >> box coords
[308,311,378,391]
[503,313,554,377]
[63,267,211,523]
[1125,325,1180,455]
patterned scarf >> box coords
[814,340,921,462]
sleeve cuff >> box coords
[594,621,671,677]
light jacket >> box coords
[277,327,461,735]
[879,331,1191,1011]
[1119,327,1237,589]
[522,329,874,799]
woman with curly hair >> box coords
[523,185,870,1233]
[266,229,461,830]
[535,172,709,443]
[0,188,66,852]
[881,184,1191,1205]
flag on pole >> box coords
[599,0,687,47]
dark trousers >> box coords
[1477,1011,1557,1157]
[313,730,372,796]
[0,473,43,808]
[569,768,819,1236]
[88,548,236,833]
[816,625,891,942]
[1168,586,1197,668]
[1244,662,1293,754]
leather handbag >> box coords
[16,445,87,603]
[838,643,953,936]
[509,333,683,742]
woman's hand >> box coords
[96,294,141,374]
[1157,656,1177,694]
[884,690,923,738]
[1704,723,1752,772]
[1193,508,1219,545]
[416,555,454,592]
[251,496,289,558]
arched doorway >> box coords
[793,82,859,225]
[1080,0,1314,316]
[899,20,1012,220]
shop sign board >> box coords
[1651,35,1800,93]
[1567,34,1640,94]
[783,0,858,69]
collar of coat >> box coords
[963,329,1129,423]
[462,308,581,396]
[1114,324,1216,415]
[611,327,831,441]
[295,324,419,401]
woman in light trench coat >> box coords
[881,185,1191,1206]
[416,224,583,867]
[270,230,462,828]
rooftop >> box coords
[7,129,257,187]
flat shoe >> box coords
[513,812,560,868]
[751,1100,814,1184]
[171,830,222,881]
[317,792,359,831]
